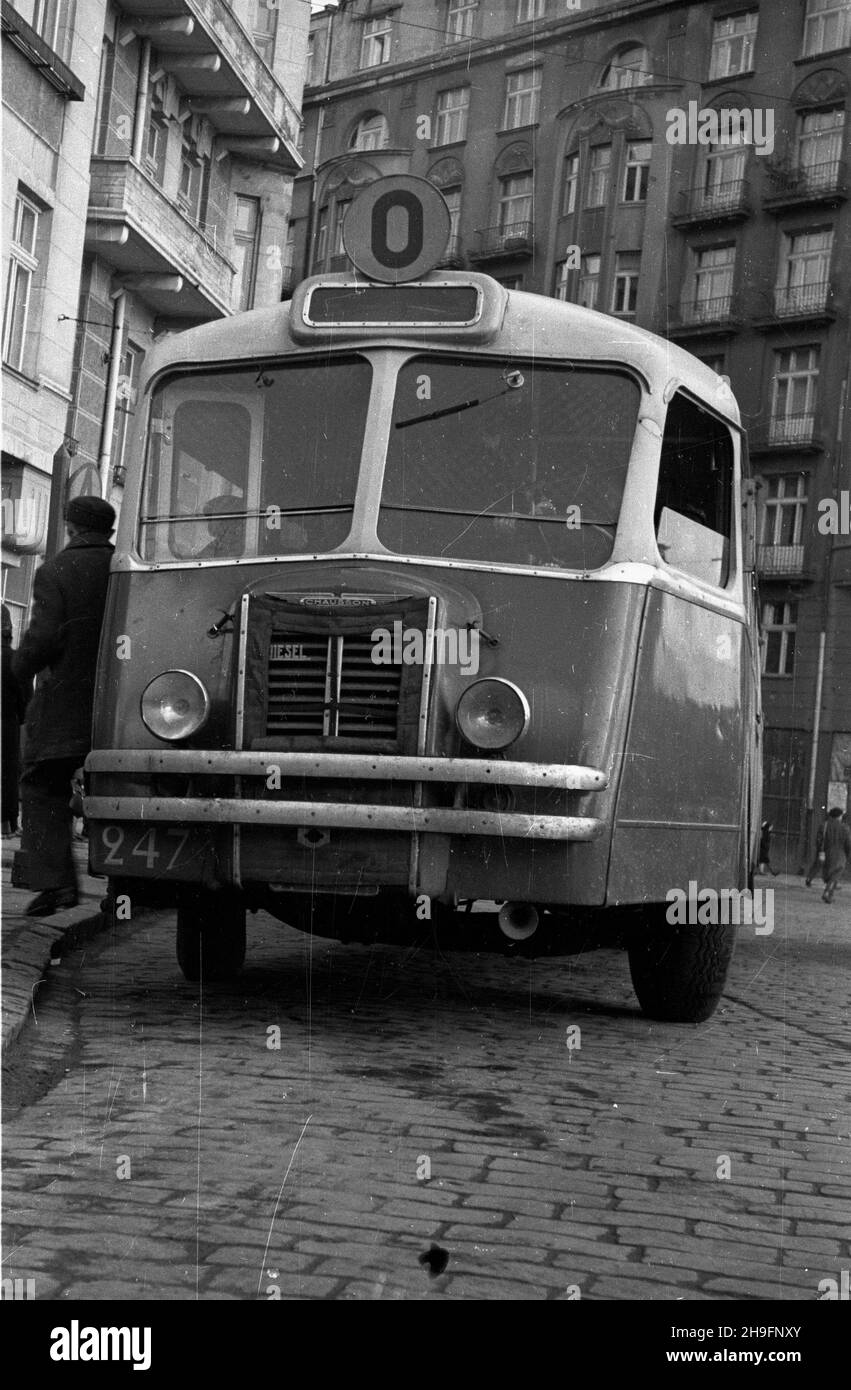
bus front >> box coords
[85,177,756,1020]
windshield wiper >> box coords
[395,397,481,430]
[395,381,522,431]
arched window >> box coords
[348,113,390,152]
[598,45,649,90]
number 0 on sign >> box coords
[342,176,451,283]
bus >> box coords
[84,176,762,1022]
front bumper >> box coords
[85,749,606,840]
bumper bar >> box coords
[85,750,608,792]
[83,796,603,841]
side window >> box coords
[655,394,734,587]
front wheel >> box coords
[176,891,246,982]
[627,915,735,1022]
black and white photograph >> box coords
[2,0,850,1347]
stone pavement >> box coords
[1,838,109,1055]
[2,870,849,1301]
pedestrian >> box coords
[804,811,829,886]
[13,496,115,916]
[1,603,28,837]
[757,820,778,876]
[820,807,851,905]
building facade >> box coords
[2,0,309,627]
[291,0,850,867]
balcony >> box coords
[757,544,807,577]
[114,0,301,169]
[667,294,742,339]
[671,179,751,226]
[86,156,235,318]
[763,159,847,209]
[470,221,534,262]
[750,413,822,455]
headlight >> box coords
[141,670,210,742]
[455,678,530,751]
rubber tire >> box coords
[627,915,735,1023]
[176,893,246,982]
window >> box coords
[709,12,758,78]
[379,356,640,570]
[599,45,649,89]
[771,346,819,443]
[140,359,373,563]
[802,0,851,56]
[32,0,60,51]
[361,15,392,68]
[314,206,328,267]
[112,343,142,484]
[446,0,477,42]
[178,140,205,221]
[498,172,533,233]
[3,193,39,373]
[777,228,833,313]
[233,195,261,311]
[349,113,390,151]
[144,99,168,185]
[435,88,469,145]
[797,106,845,182]
[333,199,351,256]
[503,67,541,128]
[622,141,651,201]
[306,33,316,85]
[760,475,808,547]
[703,138,748,204]
[496,275,523,289]
[689,244,736,321]
[586,145,611,206]
[443,186,462,255]
[553,259,570,301]
[577,253,600,310]
[612,252,640,314]
[562,153,578,214]
[94,38,114,155]
[252,0,277,65]
[516,0,545,20]
[698,353,727,375]
[762,601,797,675]
[655,393,734,587]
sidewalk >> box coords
[1,837,110,1055]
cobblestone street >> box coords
[3,874,849,1303]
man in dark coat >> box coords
[13,496,115,916]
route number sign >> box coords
[342,175,451,284]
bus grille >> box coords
[266,632,406,741]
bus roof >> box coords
[146,272,741,427]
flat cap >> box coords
[66,495,116,533]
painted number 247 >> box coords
[102,826,189,871]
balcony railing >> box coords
[757,543,806,577]
[751,413,821,453]
[764,158,847,207]
[671,179,751,224]
[471,221,534,260]
[773,280,832,317]
[668,294,741,335]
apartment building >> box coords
[292,0,850,867]
[2,0,308,624]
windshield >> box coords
[139,357,371,562]
[379,357,640,569]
